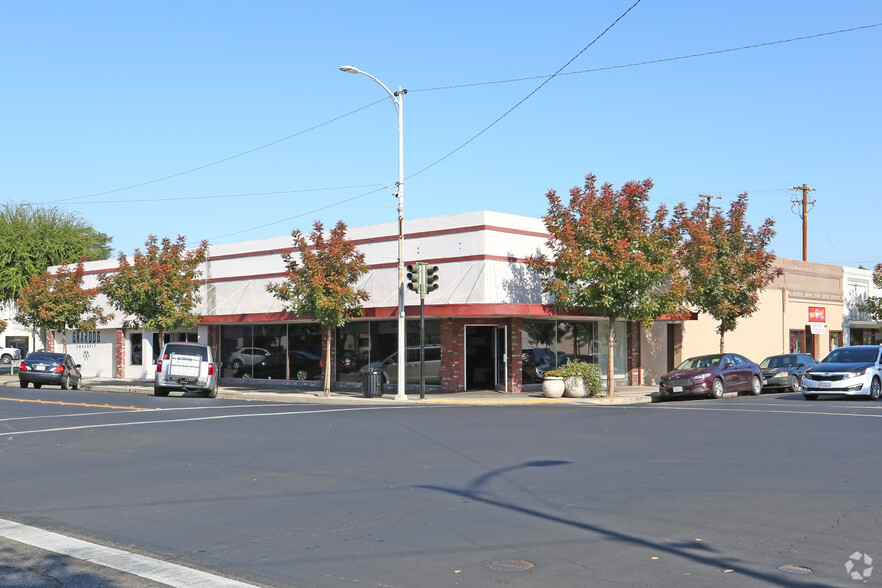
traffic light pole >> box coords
[406,263,438,400]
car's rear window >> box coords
[26,353,63,363]
[165,344,208,360]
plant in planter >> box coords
[541,369,566,398]
[552,360,603,398]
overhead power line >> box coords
[411,23,882,93]
[54,97,387,204]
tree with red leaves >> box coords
[16,257,112,353]
[99,235,208,342]
[267,220,369,396]
[527,174,686,398]
[673,194,780,352]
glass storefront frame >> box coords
[520,319,627,384]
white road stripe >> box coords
[0,403,296,423]
[3,405,414,436]
[0,518,259,587]
[654,405,882,418]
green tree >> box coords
[859,263,882,323]
[15,257,112,353]
[267,220,369,396]
[0,202,112,303]
[527,174,686,397]
[99,235,208,342]
[673,194,780,352]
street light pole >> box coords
[340,65,408,401]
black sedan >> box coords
[19,352,83,390]
[238,350,322,381]
[658,353,764,400]
[760,353,815,393]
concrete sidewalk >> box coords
[53,378,659,406]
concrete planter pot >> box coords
[542,377,565,398]
[563,376,588,398]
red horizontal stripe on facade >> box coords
[79,224,547,276]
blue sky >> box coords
[3,1,880,267]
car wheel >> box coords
[870,378,881,401]
[60,376,69,390]
[72,378,81,390]
[295,369,309,381]
[232,359,243,370]
[0,354,11,365]
[206,382,218,398]
[33,383,42,389]
[154,386,170,397]
[749,375,762,396]
[711,378,724,399]
[19,381,27,388]
[804,394,818,400]
[789,375,801,393]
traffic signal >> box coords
[406,264,421,293]
[425,265,439,293]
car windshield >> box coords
[760,355,797,369]
[677,356,721,370]
[821,347,879,364]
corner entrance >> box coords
[465,325,507,391]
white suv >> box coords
[154,342,219,398]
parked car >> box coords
[760,353,816,393]
[801,345,882,400]
[154,342,218,397]
[19,352,82,390]
[226,347,271,370]
[244,350,322,381]
[658,353,764,400]
[363,346,441,385]
[0,345,22,365]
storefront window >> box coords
[131,333,142,366]
[219,324,321,381]
[520,319,625,384]
[336,320,440,383]
[829,331,842,351]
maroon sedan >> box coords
[658,353,764,399]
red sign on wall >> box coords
[808,307,826,322]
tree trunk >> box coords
[719,327,725,353]
[607,317,616,398]
[323,325,332,397]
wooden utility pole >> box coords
[699,194,721,227]
[789,184,816,261]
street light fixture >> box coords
[340,65,408,401]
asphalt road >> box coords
[0,386,880,587]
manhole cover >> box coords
[777,564,813,575]
[487,559,535,572]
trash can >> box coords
[360,367,384,398]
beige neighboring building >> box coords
[641,257,844,385]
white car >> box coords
[801,345,882,400]
[226,347,270,370]
[0,346,22,365]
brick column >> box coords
[114,329,126,379]
[440,318,464,392]
[508,317,523,393]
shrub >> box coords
[545,359,603,397]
